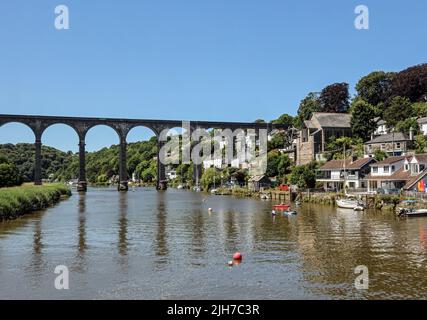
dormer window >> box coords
[391,165,395,172]
[384,166,390,173]
[404,164,409,171]
[411,164,419,174]
[372,166,378,173]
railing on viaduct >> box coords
[0,114,285,191]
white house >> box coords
[417,117,427,136]
[365,155,427,193]
[316,157,375,191]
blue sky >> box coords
[0,0,426,152]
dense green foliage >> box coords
[288,162,317,189]
[0,157,23,187]
[355,71,395,107]
[350,99,377,141]
[319,82,350,113]
[0,184,71,221]
[0,143,73,182]
[0,138,159,185]
[294,92,321,128]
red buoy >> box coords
[233,252,242,260]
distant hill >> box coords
[0,137,158,184]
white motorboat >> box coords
[336,198,364,210]
[396,207,427,217]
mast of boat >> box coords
[343,143,347,195]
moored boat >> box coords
[336,198,365,210]
[396,207,427,217]
[273,203,290,210]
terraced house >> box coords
[366,155,427,194]
[316,157,375,191]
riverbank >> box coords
[0,184,71,221]
[214,187,260,198]
[295,191,420,211]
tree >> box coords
[355,71,395,106]
[254,119,266,123]
[294,92,321,128]
[384,96,413,127]
[268,132,285,151]
[373,149,388,162]
[326,136,355,159]
[391,63,427,102]
[319,83,350,113]
[288,163,316,189]
[395,118,420,135]
[0,158,23,187]
[277,154,292,180]
[271,114,294,128]
[414,135,427,154]
[200,167,221,191]
[413,102,427,117]
[350,100,377,141]
[266,150,280,177]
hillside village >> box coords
[184,63,427,197]
[1,63,427,199]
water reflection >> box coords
[1,188,427,299]
[118,192,128,256]
[78,193,87,254]
[74,192,87,273]
[154,192,168,267]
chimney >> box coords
[410,127,414,141]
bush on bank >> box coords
[0,184,71,221]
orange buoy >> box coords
[233,252,242,260]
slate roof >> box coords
[311,112,351,128]
[365,132,410,144]
[319,157,374,170]
[370,156,407,166]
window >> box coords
[372,166,378,173]
[396,142,401,149]
[381,144,386,149]
[391,165,395,172]
[420,165,425,171]
[404,164,409,171]
[384,166,390,173]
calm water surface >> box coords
[1,188,427,299]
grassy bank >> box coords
[215,187,259,198]
[0,184,71,221]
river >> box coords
[0,187,426,299]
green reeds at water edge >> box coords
[0,184,71,221]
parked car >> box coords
[278,184,289,191]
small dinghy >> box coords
[273,203,290,211]
[283,210,297,216]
